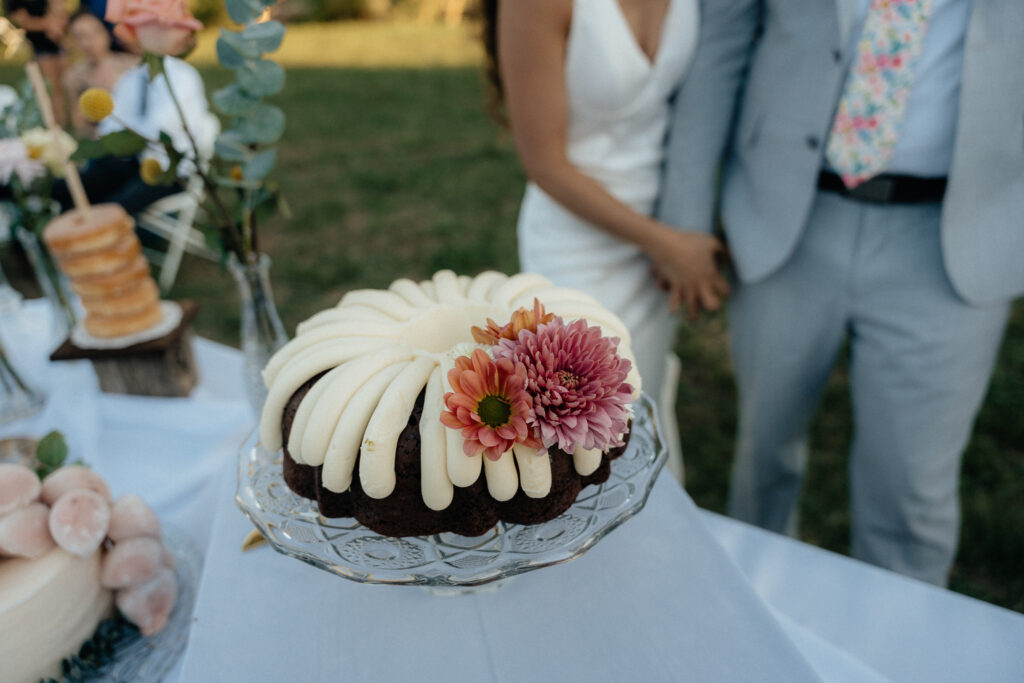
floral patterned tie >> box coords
[826,0,935,188]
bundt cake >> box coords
[260,270,640,537]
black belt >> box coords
[818,171,946,204]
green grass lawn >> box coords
[2,24,1021,612]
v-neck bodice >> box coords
[564,0,698,210]
[609,0,672,66]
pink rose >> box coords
[106,0,202,56]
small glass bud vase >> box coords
[0,337,45,426]
[15,225,78,344]
[228,253,288,416]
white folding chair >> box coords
[137,172,218,292]
[136,112,220,293]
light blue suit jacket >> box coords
[658,0,1024,304]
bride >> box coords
[482,0,727,476]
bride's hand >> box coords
[649,227,731,321]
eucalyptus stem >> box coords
[156,57,243,258]
[242,188,254,262]
[0,346,18,393]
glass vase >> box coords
[0,336,45,426]
[15,225,78,344]
[228,253,288,416]
[0,250,21,312]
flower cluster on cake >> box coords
[260,270,641,537]
[0,433,177,682]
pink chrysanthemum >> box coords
[494,318,633,453]
[440,348,538,460]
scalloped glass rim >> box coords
[236,393,667,587]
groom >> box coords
[659,0,1023,586]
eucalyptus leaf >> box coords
[220,28,261,58]
[214,175,261,190]
[236,104,285,144]
[216,36,246,70]
[225,0,262,25]
[252,187,282,224]
[242,21,285,54]
[237,60,285,97]
[213,84,259,116]
[101,130,148,157]
[244,148,276,180]
[70,138,106,162]
[218,29,259,64]
[35,431,68,470]
[214,131,250,162]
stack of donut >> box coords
[0,462,178,635]
[43,204,163,339]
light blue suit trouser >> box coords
[727,191,1010,586]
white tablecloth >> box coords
[2,300,1022,682]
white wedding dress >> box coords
[517,0,698,445]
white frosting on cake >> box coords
[572,446,604,477]
[419,367,454,511]
[512,444,552,498]
[0,548,113,682]
[260,270,640,509]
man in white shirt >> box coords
[53,54,214,215]
[660,0,1023,585]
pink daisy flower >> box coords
[440,348,537,460]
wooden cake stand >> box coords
[50,300,200,397]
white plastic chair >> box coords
[136,112,220,292]
[137,172,218,292]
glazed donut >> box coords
[73,257,151,300]
[43,204,133,258]
[58,236,142,279]
[84,301,164,339]
[81,279,159,317]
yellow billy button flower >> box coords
[139,158,165,185]
[79,88,115,123]
[229,165,244,181]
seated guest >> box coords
[76,0,130,52]
[52,46,215,217]
[63,10,139,137]
[4,0,69,125]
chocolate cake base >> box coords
[281,376,629,538]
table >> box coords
[3,300,1022,682]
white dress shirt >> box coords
[97,57,217,174]
[844,0,975,177]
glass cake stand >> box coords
[236,393,667,589]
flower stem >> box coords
[154,57,244,259]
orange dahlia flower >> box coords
[440,348,538,460]
[471,298,555,346]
